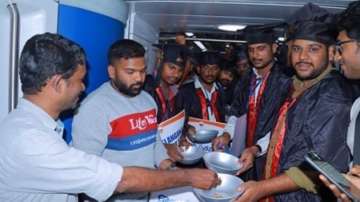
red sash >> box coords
[155,87,174,115]
[196,88,221,121]
[261,96,297,202]
[269,98,297,178]
[246,73,269,147]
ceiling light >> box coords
[277,37,285,42]
[185,32,194,37]
[218,24,246,32]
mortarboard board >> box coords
[243,24,275,45]
[162,44,188,68]
[287,3,337,45]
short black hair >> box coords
[107,39,145,65]
[337,1,360,41]
[20,32,85,95]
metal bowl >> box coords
[188,129,218,143]
[203,152,242,175]
[178,145,205,165]
[193,173,243,202]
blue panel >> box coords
[58,4,125,143]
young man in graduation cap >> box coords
[174,51,229,150]
[217,24,291,178]
[234,3,354,202]
[144,44,187,161]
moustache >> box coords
[130,82,143,88]
[252,59,263,62]
[295,62,313,67]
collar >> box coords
[194,76,218,95]
[252,68,262,79]
[292,66,332,98]
[17,98,64,134]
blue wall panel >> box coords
[58,4,124,143]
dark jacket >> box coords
[275,70,353,202]
[174,82,226,123]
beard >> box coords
[295,60,329,81]
[199,74,217,85]
[111,79,143,97]
[251,58,273,70]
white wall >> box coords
[0,0,58,121]
[125,3,159,75]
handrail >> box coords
[7,3,20,112]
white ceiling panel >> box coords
[125,0,352,33]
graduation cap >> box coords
[199,51,221,66]
[162,44,188,68]
[243,24,275,45]
[242,22,287,45]
[287,3,337,45]
[235,46,248,61]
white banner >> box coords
[158,110,185,144]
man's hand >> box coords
[159,159,175,170]
[319,175,351,202]
[185,169,220,190]
[164,144,183,161]
[179,135,192,147]
[237,146,259,175]
[350,165,360,177]
[319,165,360,201]
[212,132,231,151]
[234,181,264,202]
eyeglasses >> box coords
[335,39,357,54]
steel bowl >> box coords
[193,173,243,202]
[203,152,242,175]
[178,145,205,165]
[188,129,218,143]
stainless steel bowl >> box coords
[203,152,242,175]
[178,145,205,165]
[188,129,218,143]
[193,173,243,202]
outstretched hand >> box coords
[186,168,220,189]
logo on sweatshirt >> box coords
[107,108,158,151]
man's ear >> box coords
[328,45,336,62]
[48,74,64,93]
[272,43,278,54]
[108,65,116,80]
[196,66,201,74]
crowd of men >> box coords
[0,1,360,202]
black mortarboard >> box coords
[243,24,276,45]
[199,51,221,66]
[235,46,248,61]
[162,44,188,68]
[288,3,337,45]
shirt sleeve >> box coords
[10,130,122,201]
[223,115,236,139]
[255,131,270,157]
[72,100,109,156]
[154,130,170,167]
[285,167,317,194]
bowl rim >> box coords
[193,173,244,200]
[188,129,219,143]
[203,152,242,171]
